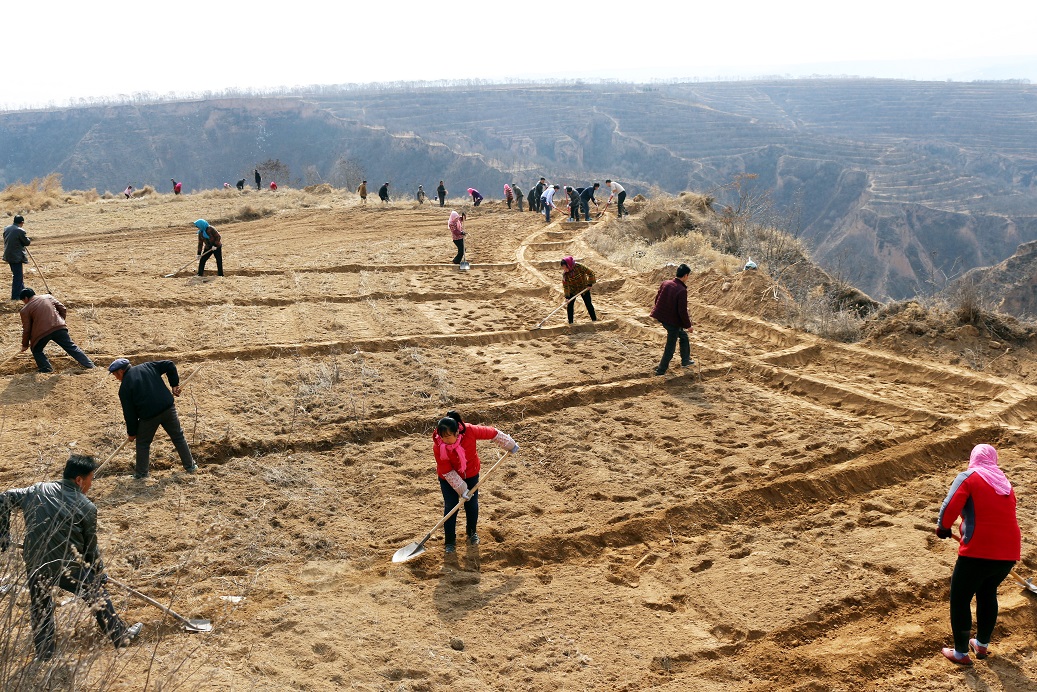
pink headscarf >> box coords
[434,431,468,476]
[561,256,575,272]
[968,444,1011,495]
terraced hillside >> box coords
[0,190,1035,690]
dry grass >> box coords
[0,174,67,213]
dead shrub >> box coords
[0,173,65,212]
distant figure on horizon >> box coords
[357,180,368,203]
[513,184,524,211]
[437,180,446,207]
[236,178,246,191]
[378,182,390,204]
[269,181,277,191]
[504,184,513,209]
[123,184,134,198]
[254,168,261,190]
[417,185,427,204]
[171,179,182,195]
[468,188,483,206]
[605,179,626,218]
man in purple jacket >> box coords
[649,264,693,375]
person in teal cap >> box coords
[193,219,223,277]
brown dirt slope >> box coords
[1,191,1036,690]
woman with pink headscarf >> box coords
[936,443,1021,665]
[432,411,518,554]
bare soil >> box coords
[1,190,1037,690]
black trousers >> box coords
[616,190,627,217]
[949,555,1015,653]
[9,261,24,300]
[438,192,446,207]
[135,405,195,476]
[658,323,690,372]
[452,239,465,264]
[198,246,224,276]
[566,291,597,323]
[29,565,127,659]
[439,474,479,545]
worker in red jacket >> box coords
[936,443,1021,665]
[649,263,693,375]
[432,411,518,554]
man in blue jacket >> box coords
[579,183,600,221]
[109,358,196,479]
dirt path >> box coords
[1,193,1036,690]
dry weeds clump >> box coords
[0,174,67,212]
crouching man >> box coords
[0,455,142,661]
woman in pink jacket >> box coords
[448,211,466,264]
[936,443,1021,665]
[433,411,518,553]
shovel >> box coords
[1009,570,1037,594]
[532,287,591,329]
[164,246,219,278]
[25,249,52,295]
[459,235,471,271]
[393,449,510,563]
[107,577,212,632]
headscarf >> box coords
[193,219,209,233]
[434,431,468,476]
[968,443,1011,496]
[561,256,575,272]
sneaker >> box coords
[468,533,480,546]
[653,367,666,376]
[444,543,456,554]
[969,639,989,659]
[116,622,143,648]
[184,465,198,474]
[681,359,695,367]
[133,473,148,480]
[941,647,972,666]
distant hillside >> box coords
[4,79,1037,300]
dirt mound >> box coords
[687,267,790,320]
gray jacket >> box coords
[2,224,30,264]
[0,479,103,580]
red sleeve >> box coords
[465,424,499,441]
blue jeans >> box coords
[9,262,24,300]
[544,204,552,223]
[658,323,690,372]
[439,473,479,545]
[31,328,94,372]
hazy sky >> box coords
[5,0,1037,109]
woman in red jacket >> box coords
[433,411,518,553]
[936,443,1021,665]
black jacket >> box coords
[2,224,30,264]
[0,479,103,580]
[119,361,179,435]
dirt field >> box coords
[1,188,1037,690]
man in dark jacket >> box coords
[649,264,694,375]
[579,182,601,221]
[533,177,547,212]
[378,182,391,203]
[254,168,262,190]
[20,288,94,373]
[109,358,196,479]
[0,454,142,660]
[3,214,30,301]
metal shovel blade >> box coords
[459,260,471,271]
[392,542,426,563]
[183,618,213,633]
[1011,570,1037,594]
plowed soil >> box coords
[2,189,1037,690]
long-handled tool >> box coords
[532,287,591,329]
[393,449,510,563]
[107,577,212,632]
[459,234,471,271]
[595,199,612,219]
[0,351,22,369]
[164,245,220,278]
[25,249,52,295]
[952,528,1037,593]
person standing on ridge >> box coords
[357,180,368,204]
[254,168,262,190]
[566,186,581,222]
[579,182,600,221]
[0,454,143,661]
[109,357,197,480]
[650,263,693,375]
[194,219,223,277]
[449,210,466,264]
[437,180,447,207]
[541,184,560,223]
[417,185,427,204]
[533,177,547,212]
[20,288,95,373]
[605,179,626,217]
[936,443,1021,666]
[513,184,524,211]
[378,182,391,204]
[171,179,182,195]
[3,214,30,301]
[504,184,513,208]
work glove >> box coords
[459,486,472,502]
[936,526,953,539]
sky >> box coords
[5,0,1037,110]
